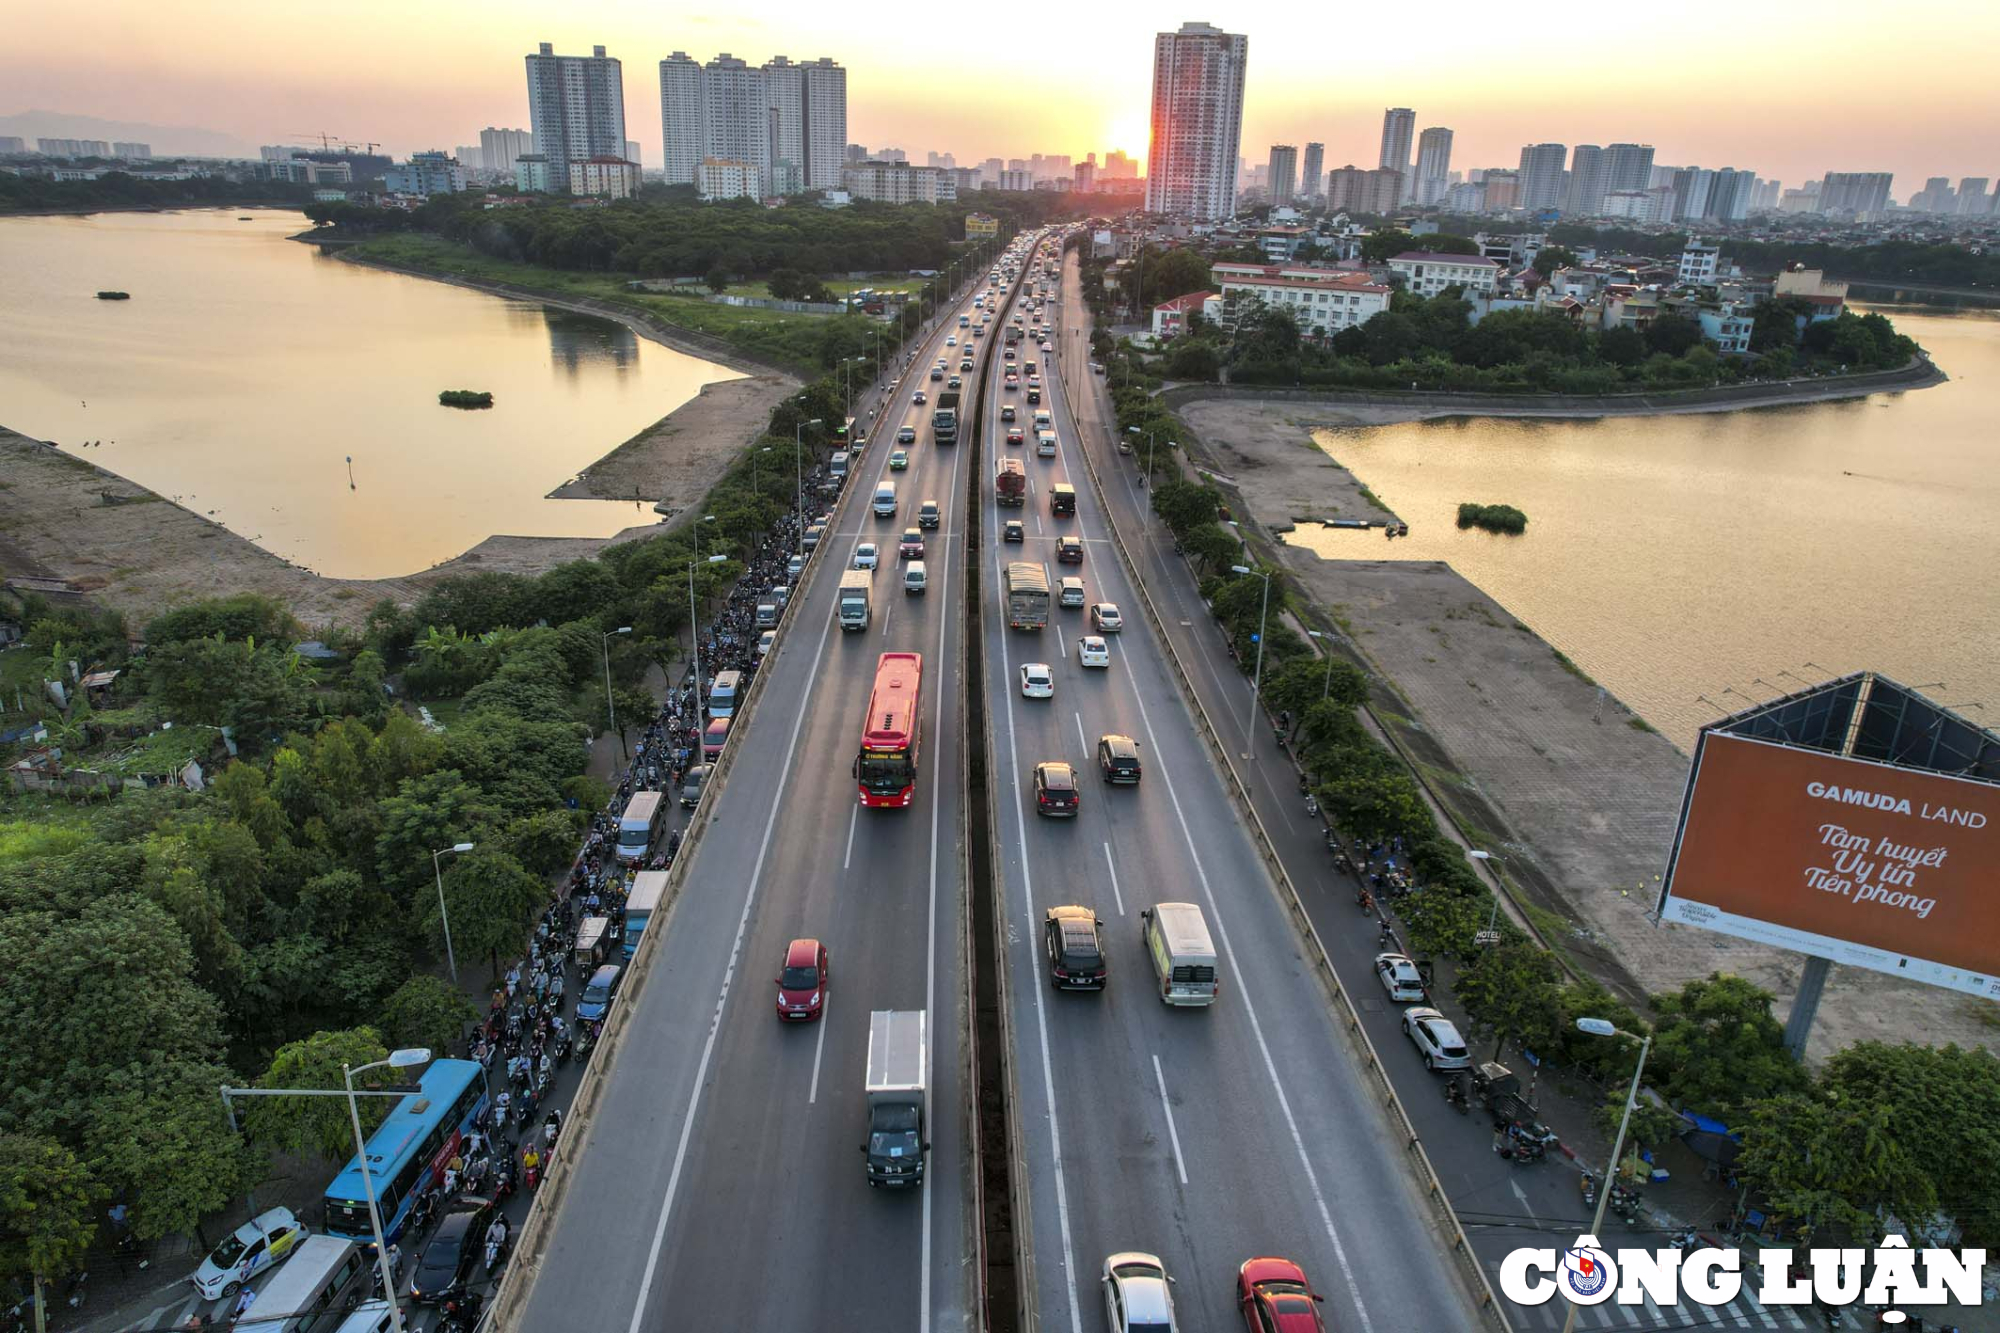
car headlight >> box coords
[810,992,821,1005]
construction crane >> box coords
[289,133,382,154]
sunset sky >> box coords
[7,0,1996,192]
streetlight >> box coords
[344,1047,433,1333]
[688,544,728,704]
[600,626,632,759]
[1562,1018,1654,1333]
[428,842,474,983]
[1230,563,1272,756]
[1467,849,1508,944]
[795,418,822,550]
[753,445,773,497]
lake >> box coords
[0,209,739,579]
[1284,306,2000,747]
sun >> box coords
[1107,112,1150,163]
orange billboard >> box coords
[1658,732,2000,999]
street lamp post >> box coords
[428,842,474,983]
[1305,629,1341,701]
[753,445,773,498]
[1562,1019,1654,1333]
[795,418,822,551]
[688,545,726,713]
[344,1048,433,1333]
[1230,563,1273,756]
[600,625,632,758]
[1468,849,1507,942]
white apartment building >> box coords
[480,127,532,175]
[1413,127,1453,206]
[1214,265,1391,336]
[514,155,556,193]
[525,42,626,191]
[1387,251,1500,296]
[658,53,705,184]
[384,151,465,196]
[1144,21,1247,221]
[697,157,760,201]
[661,52,847,194]
[1678,240,1720,287]
[840,161,956,205]
[1516,143,1567,212]
[569,155,641,198]
[1378,109,1415,199]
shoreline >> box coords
[1160,352,1944,426]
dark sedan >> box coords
[410,1197,494,1305]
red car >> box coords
[1006,428,1025,446]
[1238,1257,1326,1332]
[775,938,828,1021]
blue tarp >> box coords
[1678,1110,1740,1140]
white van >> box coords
[245,1234,368,1332]
[616,790,665,864]
[708,669,743,719]
[873,481,898,517]
[1140,903,1220,1007]
[1036,431,1058,457]
[829,449,851,481]
[904,560,928,595]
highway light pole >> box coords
[795,418,822,552]
[1230,563,1272,757]
[688,519,723,705]
[600,625,632,758]
[1468,849,1508,944]
[1305,629,1339,701]
[344,1048,432,1333]
[1563,1019,1654,1333]
[427,841,474,983]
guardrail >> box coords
[481,285,959,1331]
[1058,274,1515,1333]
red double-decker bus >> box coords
[855,651,922,808]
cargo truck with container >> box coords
[994,457,1027,507]
[623,870,670,959]
[1003,561,1051,630]
[862,1009,927,1188]
[837,568,874,631]
[932,390,961,444]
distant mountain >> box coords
[0,109,258,159]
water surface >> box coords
[0,210,739,578]
[1286,307,2000,747]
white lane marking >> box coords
[880,595,895,639]
[993,485,1085,1333]
[1034,511,1043,536]
[1056,624,1067,658]
[808,1010,829,1105]
[1125,666,1376,1333]
[627,593,842,1333]
[843,804,858,871]
[1074,710,1088,759]
[1101,843,1125,916]
[920,380,965,1333]
[1151,1054,1189,1186]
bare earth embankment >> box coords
[1180,397,1999,1061]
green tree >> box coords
[424,847,546,973]
[1533,244,1579,273]
[379,976,480,1054]
[244,1027,394,1161]
[1644,314,1703,357]
[88,1059,255,1242]
[704,266,729,294]
[1598,325,1646,366]
[0,1134,102,1319]
[372,770,495,895]
[1453,937,1564,1060]
[1145,248,1214,305]
[1647,974,1805,1118]
[1150,480,1222,536]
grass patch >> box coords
[1356,485,1388,512]
[1626,715,1656,733]
[1551,648,1596,685]
[1456,502,1529,534]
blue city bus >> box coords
[322,1058,489,1245]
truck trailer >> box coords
[863,1009,927,1188]
[932,390,961,445]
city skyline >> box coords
[5,1,1998,189]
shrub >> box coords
[1456,503,1528,534]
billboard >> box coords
[1658,731,2000,999]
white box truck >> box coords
[837,568,874,631]
[862,1009,927,1188]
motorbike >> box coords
[543,1110,564,1150]
[436,1293,483,1333]
[1671,1226,1698,1252]
[1579,1169,1598,1209]
[554,1030,574,1065]
[1303,795,1318,817]
[62,1271,87,1311]
[575,1023,594,1059]
[1609,1182,1642,1226]
[1443,1076,1469,1115]
[484,1223,510,1273]
[1356,888,1375,915]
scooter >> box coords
[1671,1226,1698,1253]
[1444,1076,1469,1115]
[1578,1169,1598,1209]
[484,1222,510,1273]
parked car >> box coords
[1090,602,1123,633]
[1237,1256,1327,1332]
[1402,1006,1472,1070]
[1019,663,1055,699]
[1033,761,1080,817]
[1044,905,1107,990]
[775,937,828,1021]
[1374,953,1426,1003]
[190,1207,306,1300]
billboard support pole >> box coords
[1781,955,1830,1060]
[1781,672,1873,1061]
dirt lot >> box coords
[1181,398,2000,1062]
[550,373,792,516]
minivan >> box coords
[1140,903,1219,1007]
[755,601,779,630]
[576,963,624,1022]
[873,481,898,517]
[1036,432,1059,457]
[904,560,928,595]
[239,1235,366,1333]
[708,669,743,719]
[702,715,731,761]
[829,449,850,481]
